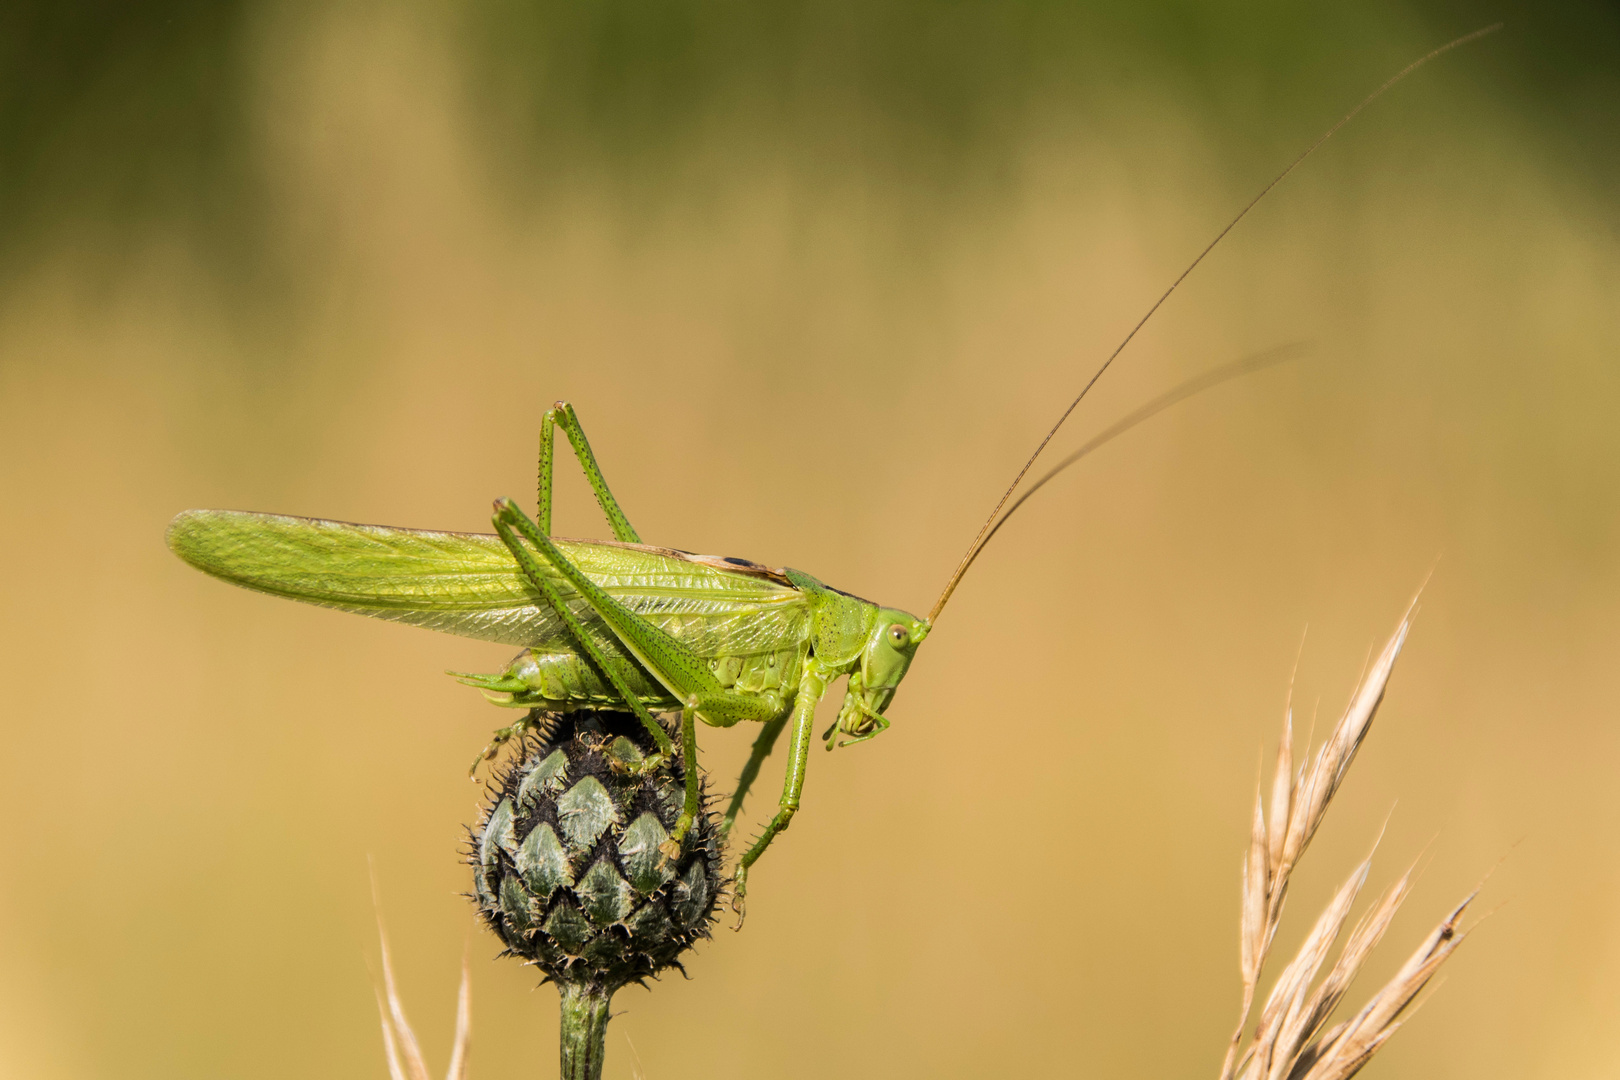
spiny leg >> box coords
[492,509,675,765]
[496,500,779,847]
[721,713,789,840]
[658,705,703,861]
[539,401,640,542]
[732,670,823,924]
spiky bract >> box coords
[470,710,722,990]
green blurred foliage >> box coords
[0,4,257,271]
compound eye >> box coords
[887,623,910,646]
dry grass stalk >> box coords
[375,915,473,1080]
[1217,605,1477,1080]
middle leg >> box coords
[732,668,825,921]
[721,713,790,840]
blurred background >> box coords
[2,0,1618,1077]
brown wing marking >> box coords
[576,537,796,588]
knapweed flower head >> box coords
[470,710,722,989]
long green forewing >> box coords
[166,509,809,659]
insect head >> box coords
[825,609,929,749]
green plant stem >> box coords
[559,982,614,1080]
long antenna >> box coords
[968,341,1306,573]
[926,24,1501,625]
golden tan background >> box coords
[2,1,1618,1077]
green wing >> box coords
[166,509,809,656]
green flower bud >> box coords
[469,710,722,991]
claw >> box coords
[657,811,694,868]
[467,716,535,776]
